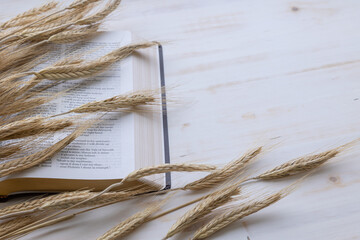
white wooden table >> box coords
[1,0,360,239]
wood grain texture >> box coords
[1,0,360,239]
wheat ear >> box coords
[191,192,283,240]
[123,164,216,182]
[0,214,43,237]
[254,149,338,180]
[18,4,94,37]
[0,144,21,159]
[0,1,58,29]
[0,123,91,177]
[67,92,156,114]
[0,191,90,219]
[1,186,156,239]
[34,42,158,80]
[183,147,262,190]
[3,0,119,46]
[97,198,167,240]
[4,163,217,238]
[67,0,101,9]
[0,116,74,141]
[0,188,151,220]
[164,184,240,239]
[76,0,122,25]
[48,24,100,44]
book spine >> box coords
[158,45,171,190]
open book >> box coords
[0,31,170,197]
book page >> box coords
[3,31,136,180]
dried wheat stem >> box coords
[191,193,283,240]
[0,116,74,141]
[164,184,240,239]
[34,42,158,80]
[97,198,167,240]
[0,123,91,177]
[254,149,339,180]
[183,147,262,190]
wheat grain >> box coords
[183,147,262,190]
[164,184,240,239]
[254,149,338,180]
[191,193,283,240]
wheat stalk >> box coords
[0,95,56,116]
[67,0,101,10]
[0,0,102,45]
[0,214,43,237]
[67,92,156,114]
[0,122,92,177]
[3,0,120,46]
[0,144,22,159]
[0,1,58,29]
[97,198,167,240]
[191,192,283,240]
[0,191,90,219]
[1,16,42,30]
[33,42,158,80]
[123,164,216,182]
[0,116,74,141]
[164,184,240,239]
[48,24,100,44]
[7,163,217,237]
[76,0,122,25]
[0,187,152,220]
[254,149,338,180]
[183,147,261,190]
[18,5,92,37]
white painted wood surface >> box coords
[1,0,360,239]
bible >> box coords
[0,31,170,197]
